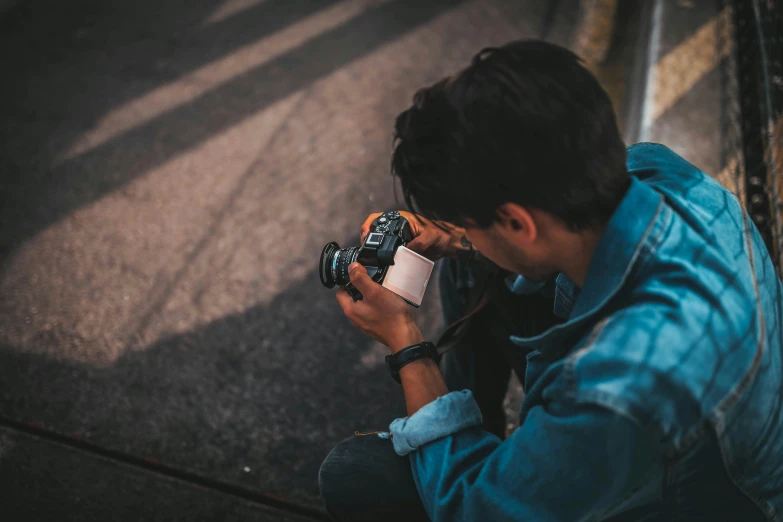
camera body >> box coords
[320,211,413,302]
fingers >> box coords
[407,233,438,259]
[336,287,363,328]
[360,212,383,243]
[336,263,378,308]
[406,235,430,254]
[403,211,426,232]
[348,263,377,297]
[335,286,353,310]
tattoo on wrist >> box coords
[455,235,478,263]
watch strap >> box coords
[385,342,438,384]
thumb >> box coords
[348,263,376,294]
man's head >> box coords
[391,40,629,280]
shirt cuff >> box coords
[389,390,483,456]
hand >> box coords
[360,211,470,261]
[336,263,424,353]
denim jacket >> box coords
[389,144,783,521]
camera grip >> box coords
[345,282,363,302]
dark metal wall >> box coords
[725,0,783,273]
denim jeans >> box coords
[318,259,561,521]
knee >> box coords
[318,436,355,510]
[318,434,427,522]
[319,436,387,509]
[321,436,384,522]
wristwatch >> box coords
[385,342,439,384]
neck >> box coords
[555,225,605,287]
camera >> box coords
[319,211,413,303]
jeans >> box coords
[318,259,560,522]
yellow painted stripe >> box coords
[651,8,731,121]
[573,0,618,65]
[59,0,385,161]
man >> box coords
[318,40,783,521]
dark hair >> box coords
[391,39,629,231]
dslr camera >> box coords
[320,211,414,303]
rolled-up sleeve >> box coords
[390,390,485,456]
[390,390,660,522]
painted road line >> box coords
[573,0,618,66]
[640,4,731,141]
[651,7,730,121]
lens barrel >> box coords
[319,242,339,288]
[319,242,360,288]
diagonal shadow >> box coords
[0,0,463,267]
[0,0,337,129]
[0,265,415,511]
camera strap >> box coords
[435,254,504,354]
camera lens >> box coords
[319,242,361,288]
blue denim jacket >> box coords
[389,144,783,521]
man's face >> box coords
[464,217,558,282]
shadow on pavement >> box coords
[0,262,441,509]
[0,427,320,522]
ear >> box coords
[496,203,537,244]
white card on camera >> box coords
[382,246,435,307]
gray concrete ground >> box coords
[0,0,594,518]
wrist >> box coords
[448,231,474,260]
[398,357,449,416]
[398,357,440,382]
[388,323,424,354]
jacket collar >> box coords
[510,177,664,352]
[571,177,663,317]
[507,272,578,320]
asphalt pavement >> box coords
[0,0,590,519]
